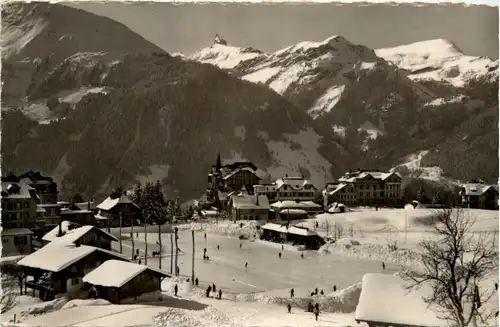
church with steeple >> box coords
[206,153,261,210]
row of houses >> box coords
[13,221,169,303]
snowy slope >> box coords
[376,39,499,87]
[189,44,264,69]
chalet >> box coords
[68,201,98,214]
[254,175,318,202]
[355,273,442,327]
[287,226,324,250]
[60,209,95,225]
[259,223,324,250]
[1,228,33,256]
[95,193,141,228]
[460,183,499,210]
[82,260,169,304]
[19,171,59,205]
[1,178,38,231]
[17,244,129,301]
[324,170,403,207]
[42,223,118,250]
[230,194,270,220]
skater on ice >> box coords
[320,289,324,295]
[245,262,248,269]
[206,285,212,297]
[314,306,320,321]
[212,283,216,292]
[333,285,337,292]
[218,289,222,299]
[287,303,292,313]
[195,278,199,286]
[382,261,386,271]
[301,253,304,259]
[315,287,318,295]
[217,244,220,250]
[240,243,242,249]
[174,284,178,296]
[290,288,294,298]
[278,252,282,259]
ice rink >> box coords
[114,231,399,296]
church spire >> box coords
[216,152,222,171]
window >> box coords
[14,236,27,245]
[16,202,21,210]
[7,203,14,210]
[24,212,29,219]
[15,213,21,220]
[3,238,8,243]
[71,278,79,285]
[25,202,30,209]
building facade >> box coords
[1,228,33,256]
[460,183,499,210]
[254,175,318,203]
[95,193,141,228]
[1,177,38,230]
[19,171,59,204]
[324,170,403,207]
[230,194,270,220]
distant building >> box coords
[83,260,169,304]
[95,193,141,228]
[206,155,261,209]
[230,193,270,220]
[42,223,118,251]
[1,176,38,230]
[19,171,59,204]
[1,228,33,256]
[260,223,324,250]
[324,170,403,207]
[36,203,62,232]
[254,175,318,203]
[460,182,499,210]
[270,200,323,218]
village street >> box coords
[113,231,400,296]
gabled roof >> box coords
[222,167,261,181]
[44,225,119,245]
[462,183,499,196]
[70,202,97,211]
[261,223,288,233]
[338,171,402,183]
[83,260,168,288]
[18,244,127,273]
[275,177,317,191]
[1,180,37,199]
[288,226,317,236]
[232,194,270,210]
[97,195,139,211]
[42,221,82,242]
[270,200,321,209]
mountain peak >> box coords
[189,43,264,69]
[376,38,465,59]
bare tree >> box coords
[402,209,498,327]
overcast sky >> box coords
[68,2,498,59]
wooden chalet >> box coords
[83,260,169,304]
[260,223,324,249]
[17,244,129,301]
[95,194,141,228]
[42,222,118,250]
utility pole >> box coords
[131,218,135,261]
[144,221,148,265]
[191,230,195,285]
[405,210,408,244]
[170,233,174,274]
[119,212,123,254]
[158,223,162,270]
[174,227,179,276]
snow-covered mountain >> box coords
[375,39,498,88]
[189,35,498,185]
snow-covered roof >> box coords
[61,209,93,214]
[279,209,308,215]
[44,225,118,244]
[1,180,36,199]
[261,223,288,233]
[201,210,218,217]
[287,226,317,236]
[222,167,260,181]
[270,200,321,210]
[1,228,33,237]
[275,177,317,191]
[42,221,82,242]
[328,183,347,195]
[337,171,402,183]
[18,244,126,273]
[96,195,138,211]
[462,183,499,196]
[232,194,270,210]
[36,205,47,213]
[83,260,168,288]
[355,273,441,327]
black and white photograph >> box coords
[0,1,498,326]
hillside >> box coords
[189,36,499,184]
[1,2,166,106]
